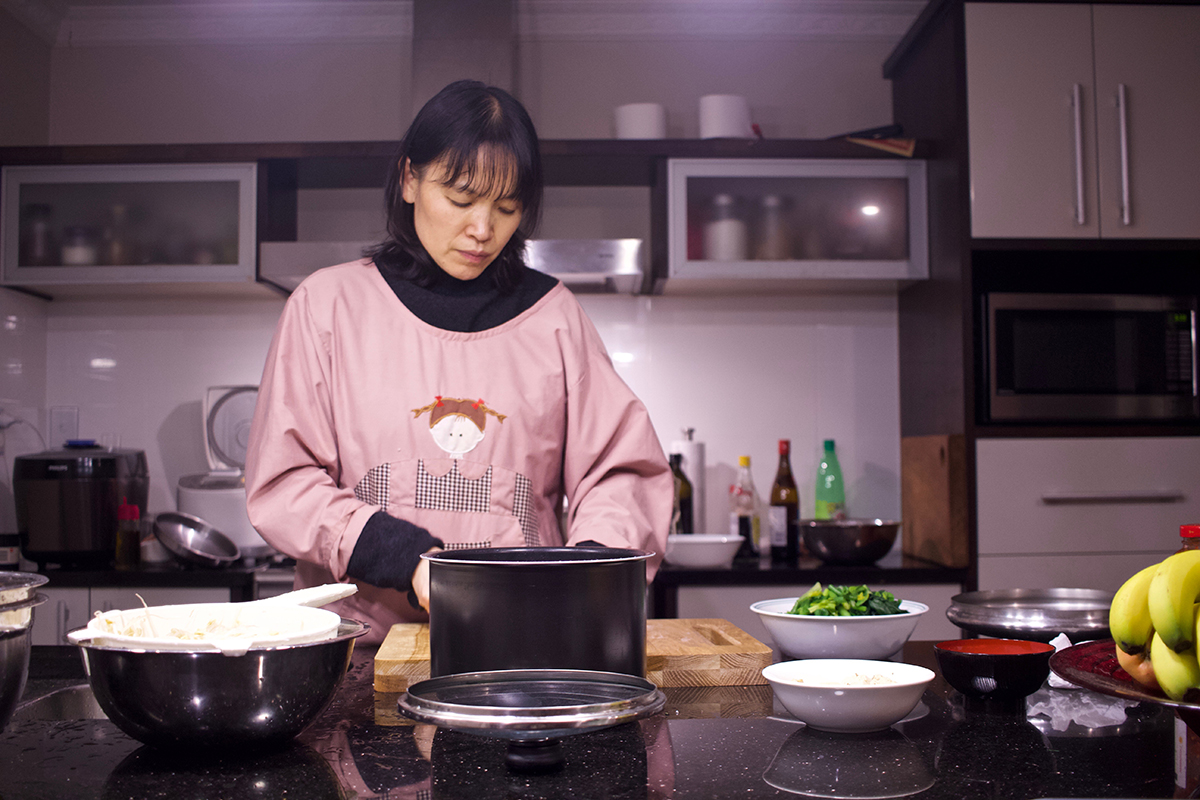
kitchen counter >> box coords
[651,550,971,617]
[1,640,1180,799]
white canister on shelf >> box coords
[703,194,747,261]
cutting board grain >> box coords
[373,618,772,692]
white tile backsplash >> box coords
[0,284,900,541]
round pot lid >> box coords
[153,511,241,568]
[204,386,258,471]
[398,669,665,743]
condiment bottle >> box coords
[704,194,747,261]
[1178,525,1200,553]
[768,439,801,565]
[669,453,695,535]
[729,455,761,560]
[755,194,791,260]
[61,226,98,266]
[115,500,141,570]
[815,439,847,520]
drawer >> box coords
[978,553,1164,594]
[976,437,1199,556]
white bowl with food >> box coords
[751,585,927,660]
[665,534,743,568]
[763,658,934,733]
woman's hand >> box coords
[411,547,443,611]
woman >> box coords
[245,80,672,643]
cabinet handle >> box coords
[1041,490,1184,505]
[1072,84,1086,226]
[1117,83,1132,226]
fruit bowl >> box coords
[1051,639,1200,735]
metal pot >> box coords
[1,593,48,732]
[427,547,651,679]
[74,619,368,750]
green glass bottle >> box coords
[814,439,846,520]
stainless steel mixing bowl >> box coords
[801,519,900,565]
[73,618,368,750]
[1,592,48,732]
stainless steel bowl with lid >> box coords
[73,618,369,750]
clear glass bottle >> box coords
[815,439,847,520]
[670,452,695,535]
[704,194,747,261]
[755,194,791,260]
[729,455,761,560]
[768,439,801,565]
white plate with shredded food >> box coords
[762,659,935,733]
[66,584,356,656]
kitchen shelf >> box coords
[0,138,923,297]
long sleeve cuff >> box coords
[346,511,443,600]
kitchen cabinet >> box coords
[0,162,262,297]
[30,585,231,645]
[965,3,1200,240]
[974,437,1198,593]
[666,158,928,290]
[0,139,922,297]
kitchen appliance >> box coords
[982,292,1198,422]
[13,446,149,568]
[426,547,650,679]
[176,385,274,561]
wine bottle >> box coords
[768,439,800,564]
[669,452,695,534]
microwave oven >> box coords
[982,292,1198,423]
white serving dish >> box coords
[762,658,935,733]
[665,534,742,568]
[751,597,928,660]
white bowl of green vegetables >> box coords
[751,584,927,661]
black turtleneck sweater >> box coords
[344,263,559,605]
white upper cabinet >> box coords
[666,158,928,291]
[1,162,263,296]
[965,3,1200,240]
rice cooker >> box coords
[13,445,149,568]
[176,386,274,561]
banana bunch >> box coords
[1110,550,1200,701]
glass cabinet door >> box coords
[1,162,257,287]
[667,158,927,284]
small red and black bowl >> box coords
[934,638,1055,702]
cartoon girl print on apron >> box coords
[352,396,540,549]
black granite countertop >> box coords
[1,641,1180,799]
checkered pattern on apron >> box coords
[353,459,540,548]
[354,463,390,510]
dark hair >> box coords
[366,80,543,292]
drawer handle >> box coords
[1072,83,1086,226]
[1041,491,1184,505]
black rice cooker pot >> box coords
[426,547,651,678]
[13,446,149,568]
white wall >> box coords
[20,290,899,535]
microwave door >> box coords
[986,293,1199,422]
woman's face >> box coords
[401,154,523,281]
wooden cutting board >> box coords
[373,618,772,692]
